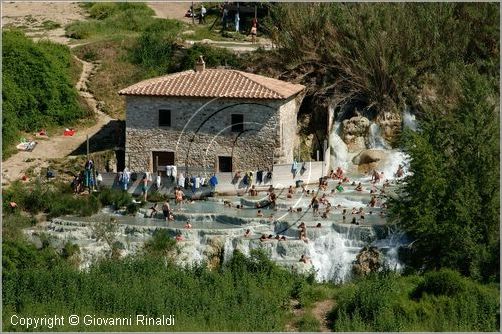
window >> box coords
[218,156,233,172]
[159,109,171,127]
[231,114,244,132]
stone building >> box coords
[119,57,305,173]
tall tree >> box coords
[390,70,499,281]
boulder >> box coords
[357,162,380,174]
[342,116,370,137]
[345,135,366,152]
[352,246,381,276]
[204,236,225,269]
[376,112,401,143]
[352,149,387,165]
[342,116,370,152]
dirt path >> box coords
[312,299,335,332]
[147,1,195,22]
[2,2,115,184]
[284,298,335,332]
[1,55,113,184]
[2,2,87,44]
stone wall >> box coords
[125,96,302,172]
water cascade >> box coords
[402,107,418,131]
[328,105,350,170]
[367,122,391,149]
[307,229,364,282]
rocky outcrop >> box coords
[375,112,401,143]
[341,115,370,152]
[352,149,389,173]
[204,236,225,269]
[352,149,387,165]
[352,246,381,276]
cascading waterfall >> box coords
[329,105,349,169]
[367,122,391,149]
[307,229,364,282]
[371,229,409,272]
[223,237,235,263]
[402,107,418,131]
[379,150,411,179]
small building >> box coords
[119,57,305,174]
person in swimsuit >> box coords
[149,202,159,218]
[162,200,171,222]
[141,174,148,201]
[310,196,320,215]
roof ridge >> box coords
[118,68,305,99]
[118,70,194,94]
[233,70,287,99]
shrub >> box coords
[175,43,240,72]
[412,269,466,298]
[97,187,132,209]
[331,272,500,332]
[88,3,117,20]
[2,31,87,157]
[2,247,305,331]
[143,229,177,257]
[65,3,156,40]
[297,314,321,332]
[61,242,80,259]
[128,19,182,74]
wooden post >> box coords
[156,156,159,174]
[254,5,257,20]
[86,134,89,160]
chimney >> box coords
[195,55,205,73]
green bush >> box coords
[2,31,87,157]
[331,272,500,332]
[65,3,156,39]
[128,19,182,74]
[88,3,117,20]
[297,314,321,332]
[143,229,177,257]
[97,187,132,209]
[2,180,101,219]
[413,269,466,298]
[297,284,332,308]
[175,43,240,72]
[2,248,306,331]
[61,242,80,259]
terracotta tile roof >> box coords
[118,69,305,100]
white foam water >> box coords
[367,122,391,149]
[307,229,363,282]
[402,108,418,131]
[329,121,349,170]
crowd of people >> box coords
[71,161,404,246]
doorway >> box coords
[152,151,175,175]
[218,156,233,172]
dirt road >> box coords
[2,2,86,44]
[147,1,196,22]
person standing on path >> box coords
[162,200,171,223]
[250,22,257,44]
[235,12,240,32]
[141,174,149,202]
[200,4,206,24]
